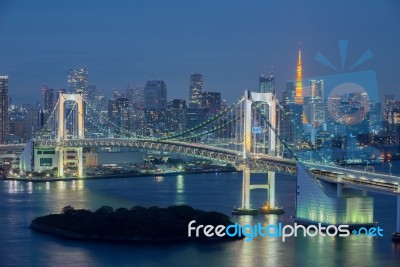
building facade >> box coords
[0,76,9,143]
[189,74,203,108]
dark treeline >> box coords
[31,205,240,242]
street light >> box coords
[389,163,392,176]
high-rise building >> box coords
[26,108,42,141]
[259,73,275,94]
[144,80,167,110]
[42,86,54,124]
[126,86,144,110]
[384,95,395,131]
[67,68,88,97]
[129,109,146,136]
[368,101,381,133]
[281,103,304,144]
[306,79,325,125]
[295,49,303,105]
[167,99,187,132]
[284,81,296,104]
[189,74,203,108]
[186,108,205,130]
[310,79,324,103]
[0,75,9,143]
[202,92,221,114]
[87,85,97,105]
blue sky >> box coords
[0,0,399,104]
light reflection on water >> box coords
[0,168,399,266]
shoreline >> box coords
[2,169,238,183]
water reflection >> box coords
[154,176,164,182]
[7,180,22,194]
[175,175,185,203]
[294,227,374,266]
[0,172,398,266]
[27,181,33,194]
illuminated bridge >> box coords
[16,91,400,239]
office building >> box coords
[259,73,275,94]
[144,80,167,110]
[42,86,54,124]
[189,74,203,108]
[67,68,88,97]
[167,99,187,132]
[0,76,9,143]
[202,92,221,114]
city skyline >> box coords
[1,2,400,265]
[0,1,399,104]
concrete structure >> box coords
[56,93,84,177]
[234,90,282,215]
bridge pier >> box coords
[56,147,64,177]
[337,183,343,198]
[242,167,251,209]
[259,171,284,214]
[232,167,258,215]
[77,147,83,178]
[269,171,275,207]
[233,90,283,215]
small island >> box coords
[31,205,241,243]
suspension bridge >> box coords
[15,91,400,239]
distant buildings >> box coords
[201,92,221,114]
[67,68,88,97]
[259,73,275,94]
[144,80,167,110]
[42,86,54,123]
[189,74,203,108]
[126,86,144,110]
[304,79,325,126]
[167,99,187,132]
[0,75,9,143]
[280,50,305,145]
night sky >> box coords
[0,0,399,104]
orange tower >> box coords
[295,49,303,104]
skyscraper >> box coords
[67,68,88,97]
[189,74,203,108]
[310,79,324,103]
[167,99,187,132]
[295,49,303,105]
[126,86,144,110]
[307,79,325,125]
[0,75,9,143]
[284,81,296,104]
[42,86,54,124]
[201,92,221,114]
[259,73,275,94]
[144,80,167,110]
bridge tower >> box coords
[56,93,84,178]
[233,90,284,215]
